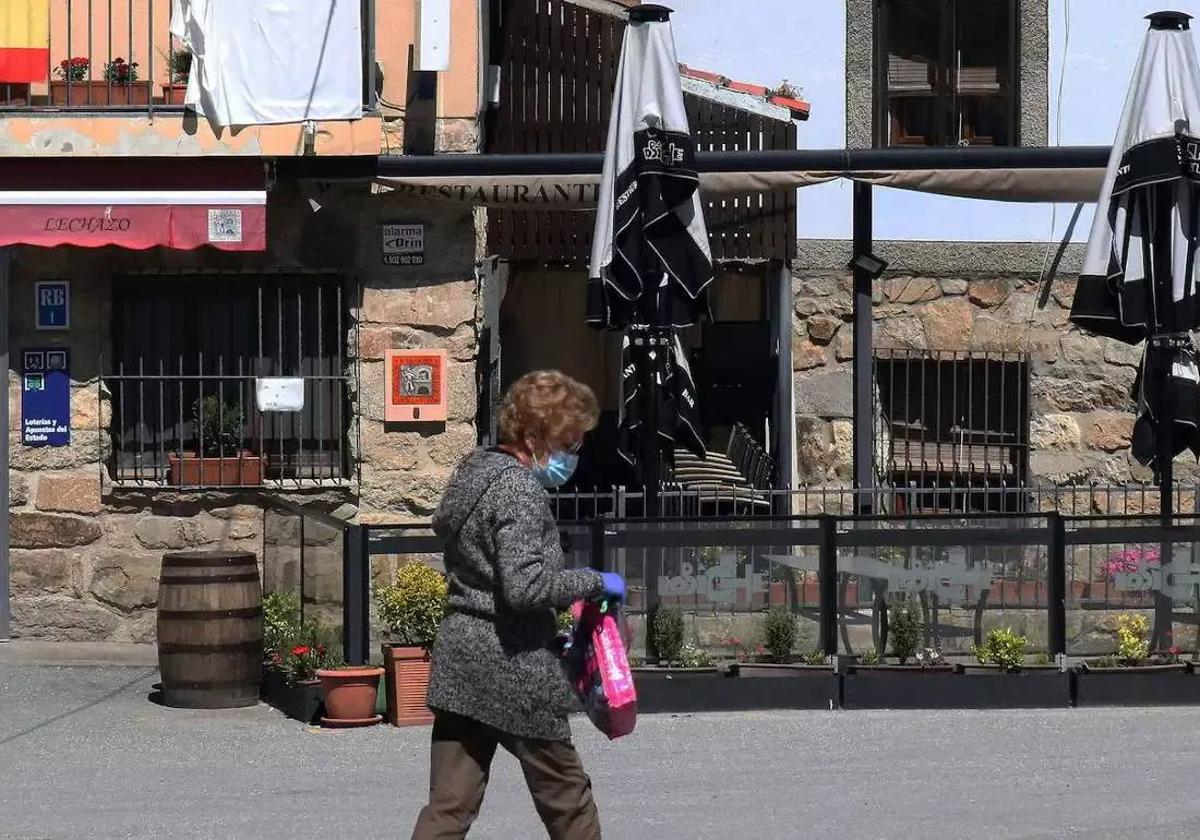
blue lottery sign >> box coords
[22,348,71,447]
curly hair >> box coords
[499,371,599,454]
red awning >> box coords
[0,159,267,251]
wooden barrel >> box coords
[157,551,263,709]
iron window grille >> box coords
[874,349,1031,513]
[874,0,1019,147]
[106,273,355,489]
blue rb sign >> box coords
[35,281,70,330]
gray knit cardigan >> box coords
[427,448,603,741]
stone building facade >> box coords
[7,185,482,642]
[790,256,1181,504]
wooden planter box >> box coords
[1073,663,1200,707]
[168,453,263,487]
[261,668,323,724]
[731,663,840,710]
[50,80,151,107]
[843,664,1071,709]
[633,665,836,712]
[632,666,726,713]
[382,644,435,727]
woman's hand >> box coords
[598,572,626,602]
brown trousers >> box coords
[411,712,602,840]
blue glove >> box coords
[599,572,626,602]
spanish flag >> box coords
[0,0,50,83]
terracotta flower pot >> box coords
[162,83,188,105]
[383,644,435,727]
[316,667,384,727]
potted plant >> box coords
[632,607,743,713]
[842,600,960,709]
[260,593,344,724]
[316,664,385,727]
[729,610,839,709]
[169,396,262,487]
[1075,613,1200,707]
[943,627,1072,708]
[376,561,447,726]
[162,47,192,105]
[50,57,91,106]
[100,57,149,106]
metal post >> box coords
[773,262,797,509]
[590,515,607,573]
[1047,512,1067,658]
[0,249,9,642]
[1154,346,1175,651]
[819,515,838,656]
[341,524,370,665]
[851,182,875,516]
[640,336,661,517]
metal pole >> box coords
[274,145,1114,180]
[590,515,607,573]
[819,515,838,656]
[640,334,661,517]
[852,182,874,515]
[0,248,9,642]
[341,524,370,665]
[1047,512,1067,658]
[1155,341,1174,651]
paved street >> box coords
[3,662,1200,839]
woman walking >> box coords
[412,370,626,840]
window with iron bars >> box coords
[874,349,1031,514]
[106,274,354,488]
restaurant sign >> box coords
[21,347,70,447]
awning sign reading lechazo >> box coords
[0,192,266,251]
[0,160,267,251]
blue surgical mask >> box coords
[531,451,580,488]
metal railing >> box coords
[547,481,1200,519]
[0,0,377,114]
[312,504,1200,666]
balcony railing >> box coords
[0,0,376,114]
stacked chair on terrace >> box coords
[669,424,775,516]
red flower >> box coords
[1169,646,1183,656]
[291,645,310,656]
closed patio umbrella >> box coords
[1071,11,1200,470]
[1069,10,1200,648]
[588,4,712,504]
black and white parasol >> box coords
[587,4,712,489]
[1070,10,1200,471]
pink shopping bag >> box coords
[567,600,637,740]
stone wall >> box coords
[791,266,1173,494]
[7,182,482,641]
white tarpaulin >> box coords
[171,0,363,127]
